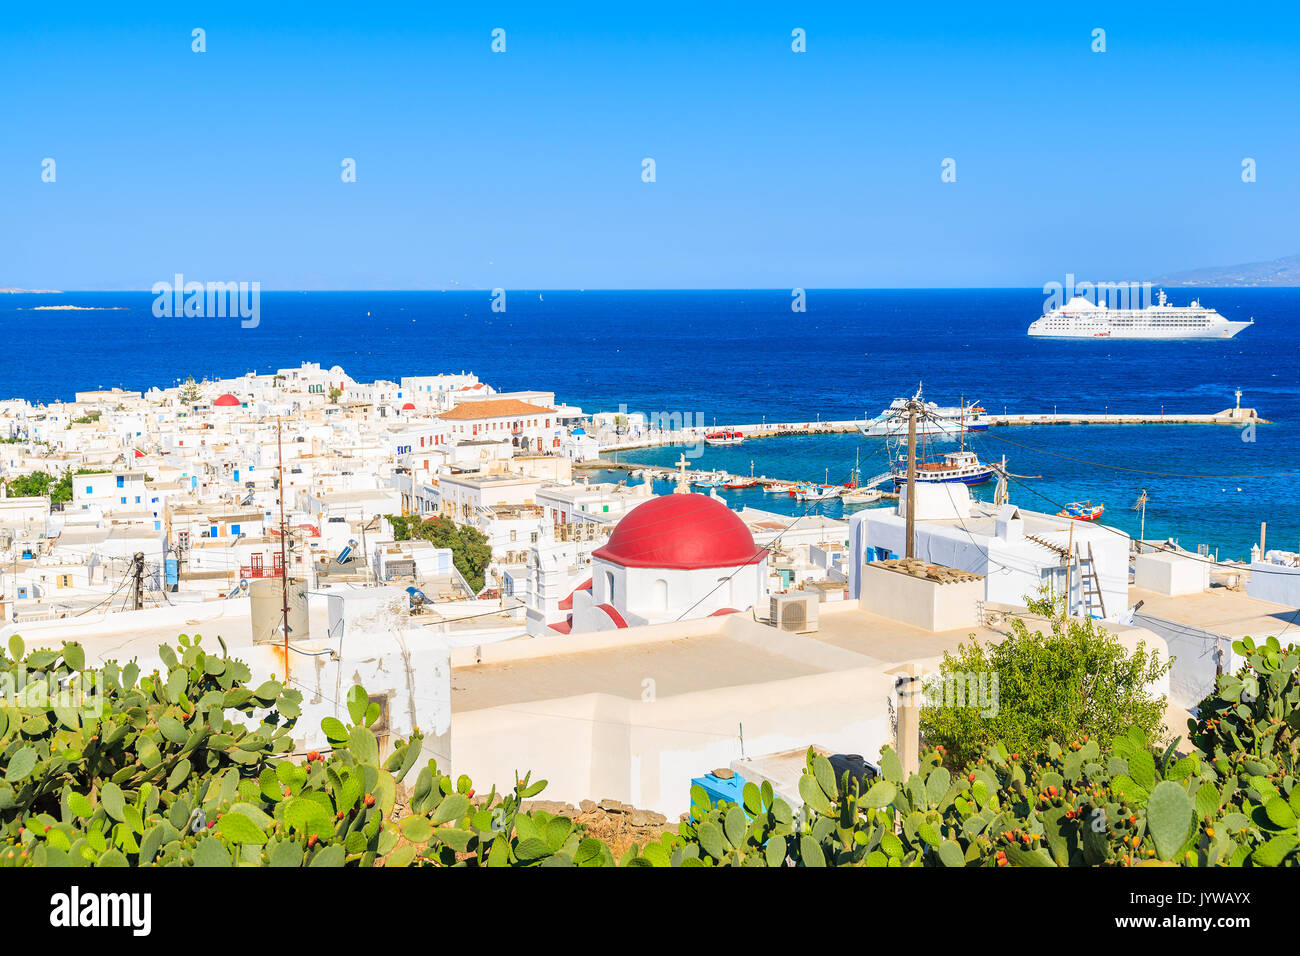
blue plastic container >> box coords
[689,771,747,821]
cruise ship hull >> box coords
[1028,293,1253,340]
[1027,321,1252,340]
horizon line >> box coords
[7,284,1300,294]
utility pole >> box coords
[277,417,290,677]
[896,664,921,777]
[905,400,918,559]
[132,551,145,610]
[1133,490,1148,551]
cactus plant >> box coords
[1,631,1296,868]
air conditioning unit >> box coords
[770,592,819,634]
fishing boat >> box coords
[795,469,843,501]
[764,482,796,494]
[841,488,883,505]
[795,483,842,501]
[891,450,996,486]
[704,429,744,446]
[692,472,727,488]
[1057,501,1104,521]
[725,462,759,488]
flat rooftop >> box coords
[1131,586,1297,638]
[810,604,1009,666]
[451,632,826,711]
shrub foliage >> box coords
[920,592,1173,766]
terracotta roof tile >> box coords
[437,399,556,420]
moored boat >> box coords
[795,483,842,501]
[704,429,744,446]
[1057,500,1104,521]
[891,450,996,486]
[859,384,989,439]
[841,488,883,505]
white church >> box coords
[531,492,769,634]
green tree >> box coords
[328,385,343,403]
[4,471,56,498]
[386,514,492,591]
[5,468,110,504]
[178,376,203,405]
[919,590,1172,767]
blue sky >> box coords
[2,1,1297,289]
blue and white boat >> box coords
[891,450,996,486]
[859,384,989,439]
[691,471,727,488]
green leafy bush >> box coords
[386,514,492,591]
[919,591,1172,766]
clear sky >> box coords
[2,1,1297,290]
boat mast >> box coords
[959,394,965,453]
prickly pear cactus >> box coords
[0,636,606,867]
[664,635,1299,868]
[2,631,1296,868]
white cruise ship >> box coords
[1028,290,1253,340]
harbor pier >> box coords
[597,405,1268,454]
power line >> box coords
[672,459,863,622]
[997,470,1300,578]
[976,427,1291,480]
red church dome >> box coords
[401,402,416,410]
[213,393,241,407]
[592,494,766,570]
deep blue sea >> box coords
[4,288,1297,559]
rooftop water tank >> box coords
[250,577,310,645]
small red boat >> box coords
[704,430,744,447]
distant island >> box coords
[0,287,61,294]
[1151,254,1300,287]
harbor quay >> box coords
[598,401,1267,455]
